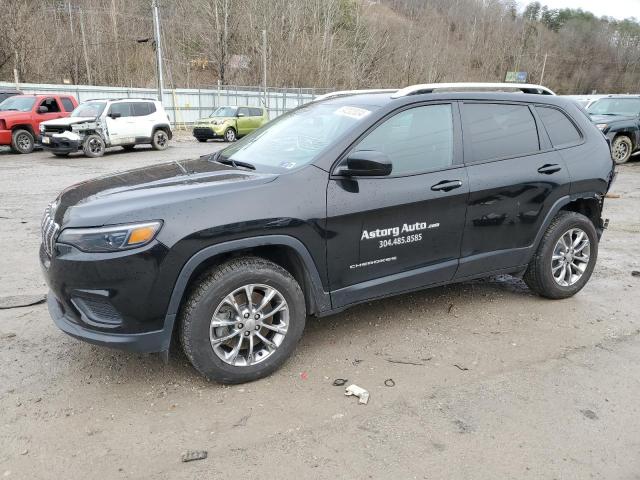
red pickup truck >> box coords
[0,94,78,154]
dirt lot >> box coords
[1,141,639,479]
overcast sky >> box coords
[519,0,640,20]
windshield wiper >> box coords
[216,157,256,170]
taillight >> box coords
[0,119,6,130]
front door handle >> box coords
[431,180,463,192]
[538,164,562,175]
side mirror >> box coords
[38,106,49,114]
[237,112,245,117]
[109,112,122,119]
[339,150,392,177]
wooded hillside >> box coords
[1,0,638,94]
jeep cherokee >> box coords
[40,83,615,384]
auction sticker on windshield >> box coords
[335,106,371,120]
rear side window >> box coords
[462,103,539,163]
[109,102,132,117]
[132,102,156,116]
[61,97,75,112]
[41,98,61,113]
[238,107,250,117]
[250,108,262,116]
[354,104,454,175]
[536,106,581,147]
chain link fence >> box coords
[0,81,334,128]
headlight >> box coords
[57,221,162,252]
[596,123,608,131]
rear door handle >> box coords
[431,180,463,192]
[538,164,562,175]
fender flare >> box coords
[152,123,173,139]
[160,235,331,350]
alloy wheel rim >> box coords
[551,228,591,287]
[18,133,31,151]
[210,284,289,366]
[226,130,235,141]
[89,138,103,154]
[613,140,629,162]
[156,131,167,147]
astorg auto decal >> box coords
[360,220,439,249]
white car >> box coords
[39,98,172,157]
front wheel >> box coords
[82,134,105,158]
[611,135,633,164]
[151,129,169,150]
[11,129,35,154]
[224,127,237,142]
[179,257,306,384]
[524,211,598,299]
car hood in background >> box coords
[589,114,638,124]
[42,116,97,126]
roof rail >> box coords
[314,89,397,101]
[391,82,556,98]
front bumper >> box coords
[193,126,224,140]
[48,294,170,353]
[40,240,176,353]
[41,132,81,154]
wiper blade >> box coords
[216,157,256,170]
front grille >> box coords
[44,125,71,134]
[41,204,60,257]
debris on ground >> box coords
[345,384,369,405]
[605,193,621,199]
[332,378,348,386]
[300,371,309,380]
[632,271,640,277]
[0,294,46,310]
[580,409,599,420]
[233,412,251,427]
[181,450,208,463]
[384,378,395,387]
[453,364,469,371]
[385,357,432,366]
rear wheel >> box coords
[82,134,105,158]
[179,257,306,384]
[151,129,169,150]
[524,211,598,299]
[611,135,633,164]
[11,129,35,154]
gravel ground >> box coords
[1,141,639,479]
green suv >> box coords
[193,106,268,142]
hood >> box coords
[52,156,277,227]
[42,116,96,127]
[589,113,637,124]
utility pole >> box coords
[262,29,267,110]
[79,8,92,85]
[152,0,164,103]
[539,52,548,85]
[68,1,79,83]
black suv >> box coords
[41,83,615,384]
[587,95,640,164]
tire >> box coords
[82,134,105,158]
[224,127,237,142]
[10,129,35,154]
[122,145,136,151]
[611,135,633,164]
[524,211,598,299]
[53,152,69,158]
[151,129,169,150]
[179,256,306,384]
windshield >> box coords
[71,101,106,118]
[0,96,36,112]
[588,98,640,116]
[210,107,237,117]
[219,102,378,171]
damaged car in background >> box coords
[39,98,172,158]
